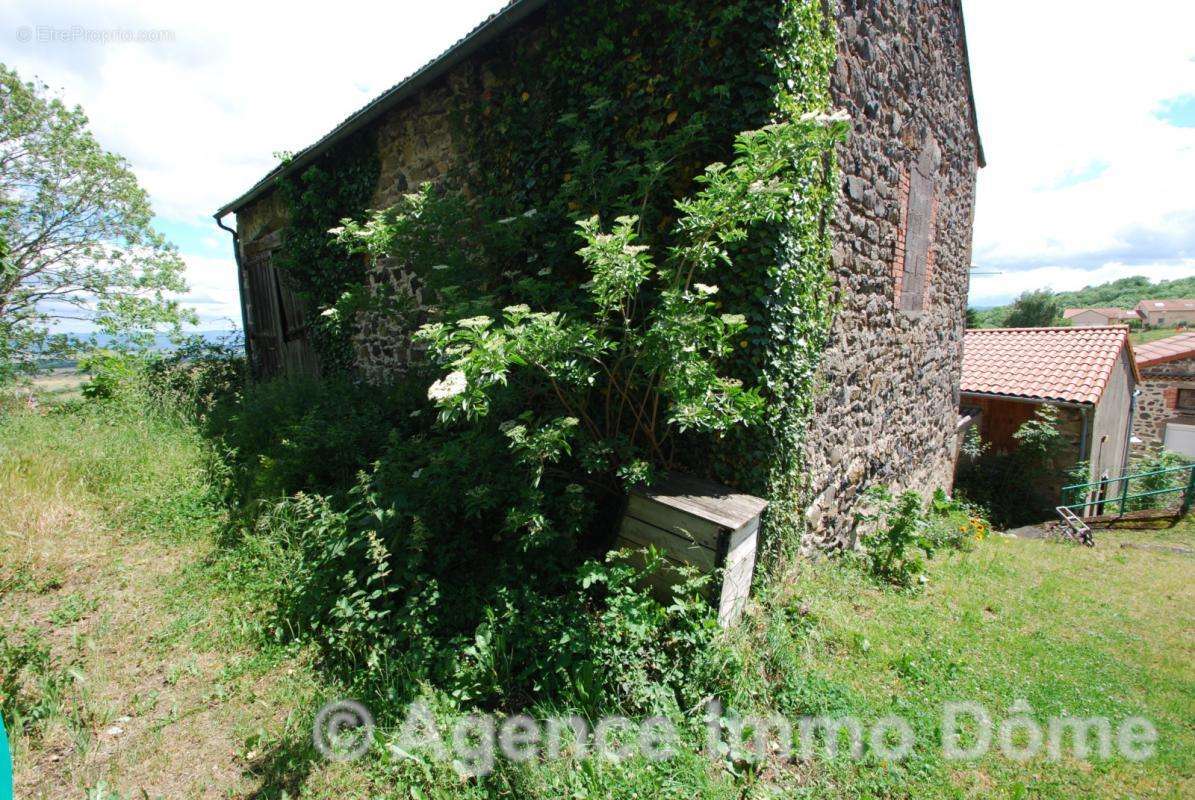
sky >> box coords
[2,0,1194,331]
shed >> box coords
[958,326,1140,491]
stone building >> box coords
[958,326,1139,493]
[216,0,984,549]
[1132,332,1195,457]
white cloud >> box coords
[177,254,241,329]
[964,0,1195,287]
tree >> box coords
[1001,289,1059,328]
[0,63,192,380]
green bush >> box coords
[853,488,987,588]
[142,338,246,419]
[78,349,144,400]
[248,479,727,718]
[201,373,412,505]
[1124,449,1193,512]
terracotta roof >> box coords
[1135,299,1195,312]
[1062,307,1138,320]
[1134,332,1195,367]
[961,326,1137,405]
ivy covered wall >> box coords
[233,0,981,552]
[370,0,838,553]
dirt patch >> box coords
[1,485,312,798]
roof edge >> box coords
[954,0,985,168]
[214,0,550,219]
[1113,332,1142,396]
[959,389,1092,408]
[1137,351,1195,368]
[967,325,1131,333]
[1135,335,1195,368]
[218,0,988,218]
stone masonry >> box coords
[230,0,982,549]
[1133,355,1195,452]
[800,0,979,549]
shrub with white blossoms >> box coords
[412,113,848,489]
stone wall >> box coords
[231,0,980,548]
[800,0,979,549]
[1133,356,1195,451]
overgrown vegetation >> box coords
[1060,449,1195,515]
[268,0,841,553]
[853,487,989,588]
[5,379,1192,797]
[954,404,1073,528]
[273,131,380,371]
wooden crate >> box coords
[615,473,767,627]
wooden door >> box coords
[240,233,318,379]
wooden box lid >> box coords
[632,473,768,532]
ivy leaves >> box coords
[408,114,844,498]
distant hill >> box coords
[90,329,243,351]
[972,275,1195,327]
[33,329,243,369]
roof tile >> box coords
[1134,332,1195,367]
[961,326,1133,405]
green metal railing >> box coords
[1060,463,1195,518]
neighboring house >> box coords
[1135,299,1195,328]
[1132,332,1195,457]
[959,326,1139,492]
[216,0,983,549]
[1063,307,1140,327]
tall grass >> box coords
[0,398,224,543]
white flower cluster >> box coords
[458,315,493,329]
[428,370,467,401]
[800,108,851,125]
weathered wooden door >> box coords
[240,233,319,379]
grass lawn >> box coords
[738,520,1194,798]
[1,395,1192,798]
[1130,327,1189,346]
